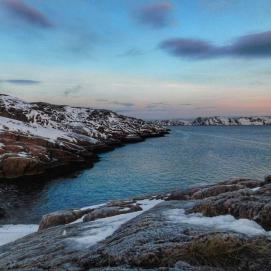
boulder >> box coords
[83,204,142,222]
[38,201,143,230]
[38,209,85,231]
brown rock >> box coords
[188,183,271,230]
[2,156,43,178]
[83,204,142,222]
[39,209,85,231]
[191,184,245,199]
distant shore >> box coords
[150,116,271,126]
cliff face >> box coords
[151,116,271,126]
[0,94,168,180]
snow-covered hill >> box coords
[0,94,168,180]
[0,94,167,143]
[150,116,271,126]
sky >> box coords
[0,0,270,119]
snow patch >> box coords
[68,199,162,248]
[251,187,261,192]
[0,224,38,247]
[80,203,105,211]
[167,209,271,237]
[0,116,74,143]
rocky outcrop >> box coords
[39,200,142,230]
[165,178,263,201]
[83,203,142,222]
[38,209,87,231]
[1,178,271,270]
[0,94,168,180]
[188,184,271,230]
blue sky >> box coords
[0,0,270,119]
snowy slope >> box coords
[0,94,167,144]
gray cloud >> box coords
[2,79,41,85]
[2,0,54,28]
[160,30,271,59]
[135,2,174,29]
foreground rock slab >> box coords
[1,178,271,270]
[39,200,142,230]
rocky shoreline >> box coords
[0,94,169,181]
[1,176,271,270]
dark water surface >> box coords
[1,126,271,224]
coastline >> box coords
[0,94,169,182]
[0,130,169,183]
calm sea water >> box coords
[1,126,271,224]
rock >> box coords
[2,156,43,178]
[264,175,271,183]
[83,204,142,222]
[38,209,86,231]
[165,178,263,201]
[122,135,144,143]
[38,201,142,230]
[1,200,270,270]
[191,184,246,200]
[187,183,271,230]
[3,178,271,270]
[0,207,6,219]
[106,199,137,207]
[165,187,200,201]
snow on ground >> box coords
[250,187,261,192]
[0,115,98,144]
[0,95,31,112]
[80,203,106,211]
[0,116,74,142]
[68,199,163,248]
[0,224,38,246]
[0,200,162,248]
[167,209,271,237]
